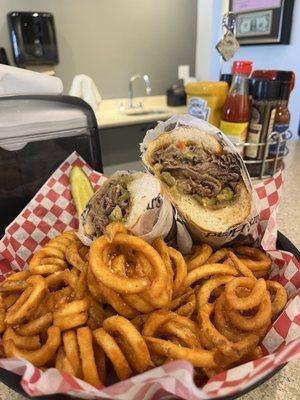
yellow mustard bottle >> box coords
[185,82,229,128]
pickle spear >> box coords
[70,166,94,216]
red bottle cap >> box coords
[232,60,253,76]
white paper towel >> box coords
[69,74,102,113]
[0,64,63,96]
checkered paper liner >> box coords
[0,152,299,400]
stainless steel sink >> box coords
[120,74,168,116]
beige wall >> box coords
[0,0,197,98]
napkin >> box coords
[0,64,63,96]
[69,74,102,113]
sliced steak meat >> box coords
[164,166,222,196]
[90,212,108,237]
[217,172,240,183]
[176,174,221,197]
[88,180,130,236]
[153,142,241,199]
[98,183,122,213]
[186,145,208,163]
[163,166,202,181]
[153,144,182,168]
[194,175,222,197]
[210,153,241,175]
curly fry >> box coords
[225,277,267,310]
[227,250,255,279]
[199,303,259,360]
[111,255,154,314]
[93,328,132,380]
[53,298,89,331]
[144,336,216,368]
[266,280,288,320]
[227,293,272,331]
[66,242,87,272]
[77,327,102,387]
[104,222,128,242]
[175,294,196,318]
[206,248,229,264]
[158,319,201,349]
[188,244,213,271]
[97,279,138,318]
[186,263,239,287]
[5,275,47,325]
[103,315,151,373]
[153,238,173,302]
[170,286,193,306]
[0,295,5,333]
[17,313,53,336]
[90,235,150,294]
[55,346,76,376]
[3,326,61,367]
[235,246,272,274]
[86,295,105,329]
[197,275,233,308]
[143,311,199,337]
[87,267,105,303]
[167,246,187,298]
[3,327,40,350]
[0,277,28,293]
[46,270,77,290]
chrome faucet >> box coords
[128,74,151,108]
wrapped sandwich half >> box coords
[142,115,256,246]
[78,170,174,245]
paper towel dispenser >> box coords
[0,95,102,234]
[7,11,59,67]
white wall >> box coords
[195,0,214,80]
[195,0,227,81]
[196,0,300,136]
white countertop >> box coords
[95,95,187,128]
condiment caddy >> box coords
[239,69,292,179]
[235,128,292,179]
[186,64,294,179]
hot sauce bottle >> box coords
[245,79,280,160]
[220,61,253,152]
[268,82,291,157]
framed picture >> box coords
[229,0,294,45]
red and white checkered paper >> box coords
[0,152,299,400]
